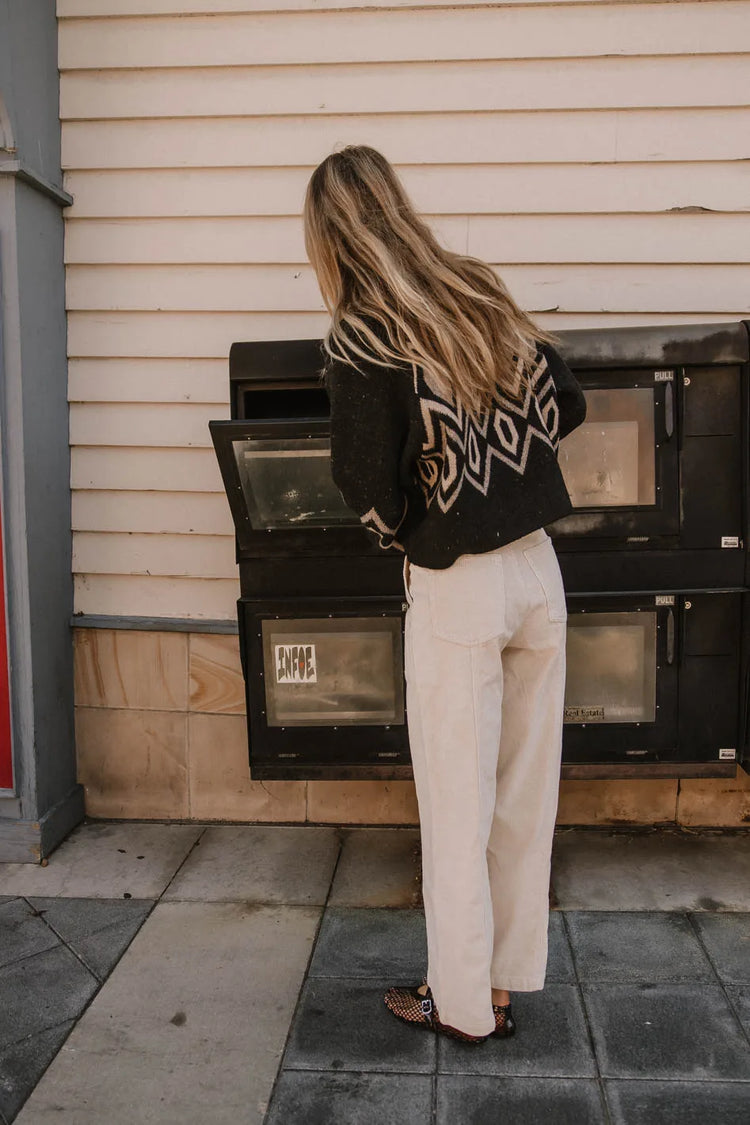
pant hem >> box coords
[439,1016,496,1038]
[490,975,546,992]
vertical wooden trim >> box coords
[0,498,14,790]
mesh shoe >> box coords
[492,1002,516,1038]
[383,982,490,1044]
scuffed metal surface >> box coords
[557,321,749,369]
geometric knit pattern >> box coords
[415,351,560,514]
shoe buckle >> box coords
[420,997,433,1016]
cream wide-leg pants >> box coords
[403,527,567,1038]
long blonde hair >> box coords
[304,145,557,415]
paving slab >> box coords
[283,977,436,1074]
[438,984,596,1078]
[0,1021,75,1123]
[308,907,427,979]
[0,901,59,971]
[265,1071,433,1125]
[583,982,750,1080]
[26,898,153,981]
[690,913,750,984]
[163,825,339,905]
[552,831,750,911]
[725,984,750,1039]
[14,901,320,1125]
[0,946,97,1052]
[436,1076,606,1124]
[565,912,713,982]
[605,1080,750,1125]
[0,822,201,899]
[328,829,422,907]
[308,907,573,988]
[547,911,576,983]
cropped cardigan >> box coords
[326,339,587,569]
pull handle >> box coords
[663,381,674,441]
[677,598,691,667]
[238,618,248,679]
[666,608,675,665]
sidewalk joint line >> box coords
[260,827,346,1123]
[685,911,750,1053]
[560,910,613,1125]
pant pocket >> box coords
[523,538,567,623]
[426,553,506,645]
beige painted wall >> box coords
[57,0,750,619]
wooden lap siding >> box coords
[57,0,750,621]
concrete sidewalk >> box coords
[1,823,749,1124]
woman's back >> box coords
[326,335,585,567]
[304,142,585,1045]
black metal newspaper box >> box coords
[210,321,750,781]
[239,598,407,778]
[551,321,749,593]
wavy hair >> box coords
[303,145,557,415]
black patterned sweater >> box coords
[326,339,587,569]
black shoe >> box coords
[384,983,490,1044]
[491,1002,516,1038]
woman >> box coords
[303,146,587,1044]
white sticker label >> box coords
[655,595,675,606]
[719,748,737,761]
[654,370,674,382]
[721,536,740,548]
[275,644,317,684]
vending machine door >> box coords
[239,597,410,778]
[739,593,750,775]
[209,420,378,557]
[562,592,742,772]
[562,595,677,766]
[551,372,679,544]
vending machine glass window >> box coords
[235,436,355,530]
[559,389,656,509]
[241,598,410,777]
[262,615,404,727]
[564,610,657,724]
[550,372,677,542]
[561,595,678,766]
[210,419,375,557]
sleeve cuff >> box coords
[359,496,408,550]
